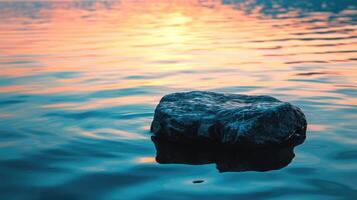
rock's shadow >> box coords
[152,136,303,173]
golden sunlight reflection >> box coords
[0,1,356,105]
[308,124,330,132]
[136,156,156,164]
[69,127,147,140]
[42,96,160,110]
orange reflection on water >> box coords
[136,156,156,164]
[0,84,37,93]
[69,127,147,140]
[308,124,330,132]
[42,95,160,110]
[0,1,356,105]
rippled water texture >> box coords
[0,1,356,199]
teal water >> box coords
[0,1,356,199]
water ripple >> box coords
[0,0,356,199]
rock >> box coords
[151,91,307,147]
[152,136,295,172]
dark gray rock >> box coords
[151,91,307,147]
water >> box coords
[0,0,356,199]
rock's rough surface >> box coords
[151,91,307,147]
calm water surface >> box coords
[0,1,356,199]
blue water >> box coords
[0,1,356,199]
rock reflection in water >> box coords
[152,136,303,173]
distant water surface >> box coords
[0,0,356,199]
